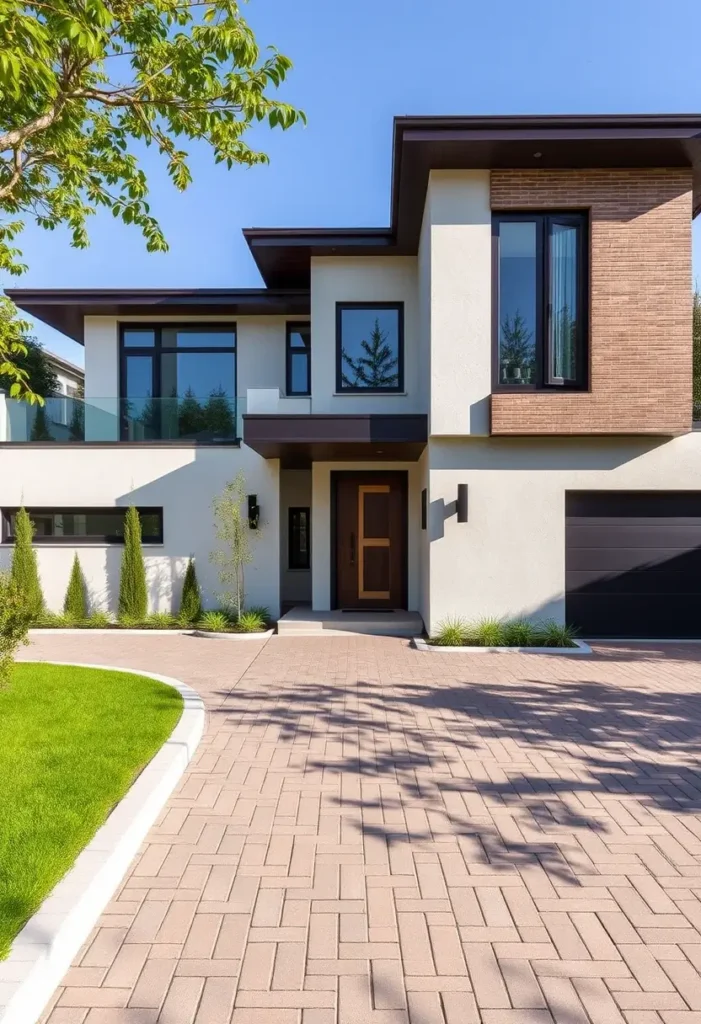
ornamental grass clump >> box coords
[502,618,539,647]
[118,506,147,621]
[10,507,44,621]
[237,609,268,633]
[534,619,579,648]
[472,617,507,647]
[197,610,231,633]
[431,616,470,647]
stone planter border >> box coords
[0,662,205,1024]
[412,637,592,655]
[29,627,274,638]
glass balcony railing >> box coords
[0,395,240,443]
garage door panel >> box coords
[567,594,700,639]
[567,523,701,550]
[565,491,701,639]
[567,566,701,595]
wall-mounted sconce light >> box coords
[457,483,468,523]
[247,494,260,530]
[421,488,427,530]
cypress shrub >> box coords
[63,553,87,619]
[10,507,44,619]
[118,506,147,620]
[179,557,202,623]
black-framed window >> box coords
[336,303,404,393]
[119,324,237,441]
[288,507,310,569]
[1,507,164,544]
[286,323,311,396]
[493,213,588,390]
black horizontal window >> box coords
[336,303,404,393]
[1,508,163,544]
[493,213,588,390]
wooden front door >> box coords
[334,472,407,609]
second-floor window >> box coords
[336,303,404,393]
[120,324,236,440]
[493,213,588,390]
[286,323,311,396]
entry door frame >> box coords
[330,470,409,611]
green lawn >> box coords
[0,663,183,959]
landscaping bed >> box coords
[418,616,591,654]
[30,608,272,634]
[0,663,183,959]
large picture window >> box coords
[336,304,404,393]
[120,324,236,441]
[1,508,163,544]
[493,213,587,390]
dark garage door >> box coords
[565,491,701,639]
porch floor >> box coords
[276,606,423,638]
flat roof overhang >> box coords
[243,413,428,468]
[4,288,310,344]
[246,114,701,287]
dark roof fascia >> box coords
[246,113,701,285]
[5,288,311,343]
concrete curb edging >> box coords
[412,637,592,655]
[191,628,275,641]
[0,661,205,1024]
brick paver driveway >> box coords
[21,633,701,1024]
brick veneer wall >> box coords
[490,168,693,435]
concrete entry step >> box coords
[277,607,423,638]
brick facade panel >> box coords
[490,168,693,435]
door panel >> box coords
[334,473,406,609]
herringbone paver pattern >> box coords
[22,634,701,1023]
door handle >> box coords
[350,532,356,565]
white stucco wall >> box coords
[426,433,701,633]
[311,461,421,612]
[309,256,422,414]
[424,170,492,436]
[0,445,280,617]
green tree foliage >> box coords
[203,388,236,438]
[0,334,58,397]
[63,554,87,619]
[118,506,147,620]
[341,319,399,389]
[0,0,304,389]
[177,388,205,438]
[499,311,535,383]
[10,507,43,619]
[179,557,202,623]
[694,290,701,421]
[0,296,38,403]
[210,473,258,620]
[29,402,52,440]
[0,571,32,687]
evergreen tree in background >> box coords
[341,319,399,389]
[118,507,147,620]
[179,558,202,623]
[178,387,205,438]
[29,402,52,440]
[499,311,535,384]
[10,507,44,619]
[63,553,87,619]
[204,388,236,438]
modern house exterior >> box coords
[3,113,701,638]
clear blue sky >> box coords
[8,0,701,367]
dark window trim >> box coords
[118,322,237,441]
[288,506,311,570]
[285,322,311,396]
[491,212,589,393]
[335,302,405,394]
[1,507,164,545]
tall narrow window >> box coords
[494,213,587,390]
[288,507,310,570]
[286,324,311,396]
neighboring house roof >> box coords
[7,113,701,334]
[44,350,84,383]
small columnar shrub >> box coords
[0,572,32,687]
[11,507,44,620]
[63,553,87,619]
[179,557,202,624]
[118,506,147,620]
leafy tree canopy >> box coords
[0,325,59,396]
[0,0,304,398]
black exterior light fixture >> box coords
[247,494,260,529]
[457,484,468,523]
